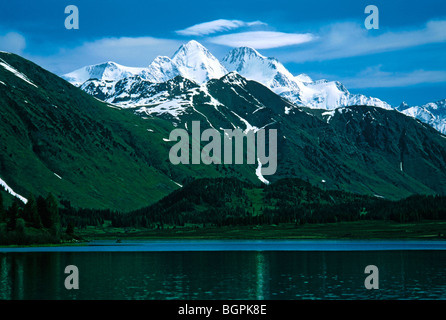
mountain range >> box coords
[62,41,446,135]
[1,44,446,211]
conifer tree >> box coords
[6,199,20,231]
[24,195,42,228]
[46,193,61,238]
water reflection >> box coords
[0,255,11,299]
[256,252,268,299]
[0,251,445,300]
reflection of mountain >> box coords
[1,50,446,211]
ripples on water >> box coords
[1,241,446,300]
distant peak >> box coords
[234,46,262,56]
[223,46,265,62]
[398,101,410,110]
[100,61,119,66]
[295,73,312,83]
[87,61,122,71]
[174,40,208,55]
[184,40,205,48]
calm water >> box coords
[1,240,446,300]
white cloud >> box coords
[0,31,26,54]
[340,65,446,88]
[280,19,446,63]
[176,19,266,36]
[208,31,315,49]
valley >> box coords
[0,42,446,245]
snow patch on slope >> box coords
[256,159,270,185]
[0,177,28,204]
[0,58,38,88]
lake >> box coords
[1,240,446,300]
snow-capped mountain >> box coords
[397,100,446,134]
[145,56,180,83]
[63,40,392,111]
[168,40,227,84]
[63,40,227,86]
[142,41,228,84]
[222,47,392,110]
[222,47,301,94]
[62,61,149,86]
[3,50,446,204]
[81,75,199,109]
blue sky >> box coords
[0,0,445,106]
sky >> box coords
[0,0,445,106]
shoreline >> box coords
[1,220,446,248]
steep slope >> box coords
[304,106,446,197]
[0,52,244,210]
[101,70,446,199]
[3,52,446,212]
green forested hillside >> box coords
[105,177,446,228]
[0,52,250,211]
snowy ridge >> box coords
[62,61,148,86]
[63,40,227,86]
[222,47,392,110]
[63,40,446,135]
[397,100,446,134]
[64,40,392,112]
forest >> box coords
[1,177,445,244]
[59,177,446,229]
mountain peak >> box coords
[173,40,209,57]
[223,47,265,63]
[182,40,206,49]
[220,71,248,86]
[398,101,410,111]
[170,41,227,84]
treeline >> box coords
[3,178,446,240]
[0,192,65,245]
[113,177,251,228]
[58,199,118,229]
[261,179,446,224]
[107,178,446,228]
